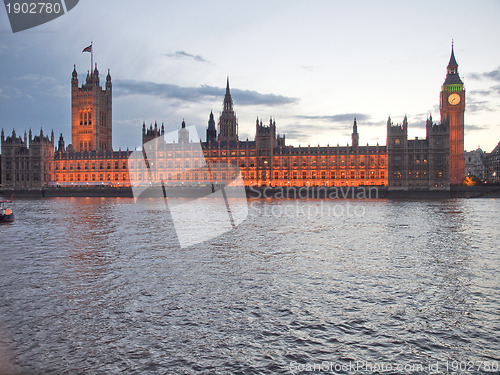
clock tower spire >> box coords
[440,43,465,185]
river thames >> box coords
[0,197,499,374]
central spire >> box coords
[218,77,238,142]
[223,76,233,112]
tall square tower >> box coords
[71,64,112,152]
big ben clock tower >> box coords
[440,43,465,185]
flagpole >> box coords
[91,41,93,76]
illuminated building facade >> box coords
[71,64,112,153]
[440,44,465,185]
[1,47,466,190]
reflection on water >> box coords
[0,198,499,374]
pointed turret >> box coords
[444,43,463,85]
[351,118,359,149]
[206,110,217,142]
[223,76,233,112]
[93,63,99,82]
[178,119,189,143]
[106,69,112,91]
[58,133,65,152]
[448,43,458,69]
[218,77,238,142]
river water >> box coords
[0,197,499,374]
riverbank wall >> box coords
[1,185,499,199]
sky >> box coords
[1,0,499,153]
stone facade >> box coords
[71,64,112,153]
[387,115,450,190]
[1,47,473,190]
[0,129,54,188]
[440,45,465,185]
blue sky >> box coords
[1,0,499,152]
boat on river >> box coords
[0,195,14,223]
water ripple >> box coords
[0,198,499,374]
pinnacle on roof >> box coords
[448,43,458,68]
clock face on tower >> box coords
[448,93,461,105]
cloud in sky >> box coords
[277,114,386,145]
[468,67,500,82]
[466,97,498,114]
[470,85,500,97]
[465,124,489,131]
[294,113,370,123]
[165,51,210,63]
[114,79,297,106]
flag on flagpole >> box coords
[82,45,92,53]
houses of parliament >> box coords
[0,47,466,190]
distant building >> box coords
[465,147,487,181]
[484,142,500,183]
